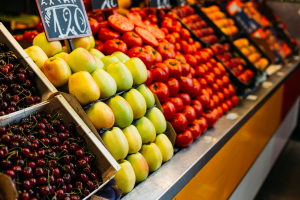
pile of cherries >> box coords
[0,112,102,200]
[0,43,41,116]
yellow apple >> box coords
[71,37,90,50]
[33,32,62,57]
[114,160,135,194]
[53,52,68,62]
[123,125,142,154]
[67,47,97,73]
[122,89,147,119]
[42,57,71,87]
[85,102,114,130]
[140,143,162,172]
[154,134,173,162]
[25,46,48,69]
[127,152,149,183]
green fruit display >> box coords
[122,89,147,119]
[114,160,136,194]
[112,52,130,63]
[106,62,133,92]
[101,127,129,161]
[127,152,149,183]
[106,96,133,128]
[125,57,147,85]
[135,117,156,144]
[140,143,162,172]
[154,134,173,162]
[100,55,119,70]
[136,84,155,109]
[92,69,117,98]
[123,125,142,154]
[145,107,167,134]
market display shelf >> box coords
[123,53,300,200]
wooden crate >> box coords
[0,23,57,120]
[0,94,120,200]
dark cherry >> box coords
[74,148,84,158]
[0,101,8,110]
[28,71,36,79]
[64,197,71,200]
[1,160,12,169]
[48,151,57,158]
[37,176,47,185]
[38,129,46,138]
[4,93,10,101]
[1,134,11,143]
[84,189,90,196]
[29,178,37,186]
[75,181,83,189]
[62,164,71,173]
[82,164,91,173]
[23,180,32,189]
[40,138,50,146]
[0,126,6,134]
[62,184,67,193]
[12,85,21,95]
[78,173,88,182]
[16,73,26,83]
[21,148,31,157]
[48,159,57,168]
[9,141,19,148]
[28,152,38,161]
[56,177,65,186]
[28,189,35,197]
[39,185,50,197]
[58,144,68,152]
[16,159,25,167]
[36,158,46,167]
[25,96,34,105]
[37,149,45,157]
[6,169,15,179]
[77,159,87,168]
[20,192,30,200]
[28,161,36,169]
[89,172,97,180]
[0,59,6,66]
[5,63,14,71]
[84,156,90,164]
[5,74,13,84]
[58,132,67,141]
[21,140,31,148]
[1,145,9,154]
[6,106,16,114]
[43,168,50,176]
[56,189,64,199]
[88,154,95,163]
[86,180,94,190]
[37,122,46,130]
[8,55,16,64]
[50,137,59,146]
[63,173,71,184]
[63,140,70,146]
[27,134,35,140]
[0,150,4,159]
[0,111,5,116]
[17,68,26,74]
[35,167,44,177]
[30,142,39,150]
[31,86,38,95]
[23,166,33,178]
[46,124,54,132]
[0,66,9,74]
[59,124,66,132]
[67,123,75,131]
[11,125,22,134]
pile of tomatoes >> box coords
[86,8,239,148]
[13,22,44,42]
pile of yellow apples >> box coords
[24,32,174,194]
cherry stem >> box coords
[57,149,67,157]
[22,131,31,142]
[6,150,18,160]
[36,138,50,149]
[44,155,57,160]
[8,147,21,152]
[43,158,48,169]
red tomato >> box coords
[221,103,229,114]
[194,117,208,133]
[171,113,188,132]
[98,27,120,43]
[36,22,44,33]
[190,78,201,98]
[23,31,31,41]
[206,62,213,72]
[209,99,215,110]
[167,97,183,113]
[211,83,219,94]
[93,12,106,23]
[225,99,233,109]
[108,14,134,33]
[166,78,180,97]
[181,63,191,76]
[94,40,103,52]
[231,95,239,106]
[179,76,193,94]
[190,67,195,78]
[150,63,169,83]
[223,88,231,99]
[89,18,100,35]
[206,86,213,97]
[145,70,152,86]
[166,12,178,20]
[144,45,162,63]
[201,110,218,127]
[149,82,170,103]
[194,41,202,50]
[176,93,191,106]
[187,124,202,139]
[175,43,181,51]
[205,74,214,86]
[161,27,169,35]
[175,55,186,63]
[196,94,210,110]
[163,59,182,79]
[217,91,225,103]
[99,21,108,28]
[103,39,127,55]
[217,106,223,117]
[171,32,181,42]
[175,130,193,147]
[147,14,158,24]
[191,100,203,117]
[184,54,197,67]
[157,43,176,60]
[180,28,191,40]
[212,67,222,78]
[121,31,143,48]
[126,12,146,28]
[182,106,197,125]
[162,102,176,121]
[127,47,154,69]
[135,27,158,47]
[195,66,206,78]
[166,34,176,44]
[228,84,235,96]
[222,75,230,87]
[216,79,224,91]
[216,62,227,75]
[212,94,220,107]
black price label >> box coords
[177,0,187,6]
[35,0,92,41]
[149,0,171,8]
[91,0,118,11]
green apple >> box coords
[106,96,133,128]
[25,46,48,69]
[123,125,142,154]
[95,57,104,69]
[114,160,136,194]
[106,62,133,92]
[140,143,162,172]
[122,89,147,119]
[127,152,149,183]
[90,48,105,59]
[101,127,129,161]
[100,55,119,70]
[136,84,155,109]
[145,107,167,134]
[112,52,130,63]
[125,57,147,85]
[92,69,117,98]
[67,47,97,73]
[135,117,156,144]
[33,32,62,57]
[85,102,114,130]
[155,134,173,162]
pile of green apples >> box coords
[24,32,174,195]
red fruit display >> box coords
[175,130,193,147]
[181,105,197,125]
[187,123,202,139]
[162,102,176,121]
[103,39,127,55]
[150,63,169,83]
[167,97,184,113]
[121,31,143,48]
[171,113,188,132]
[98,28,120,43]
[149,82,170,103]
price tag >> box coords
[149,0,170,8]
[246,95,258,101]
[35,0,91,41]
[91,0,118,11]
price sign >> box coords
[91,0,118,11]
[170,0,186,7]
[149,0,171,8]
[35,0,91,41]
